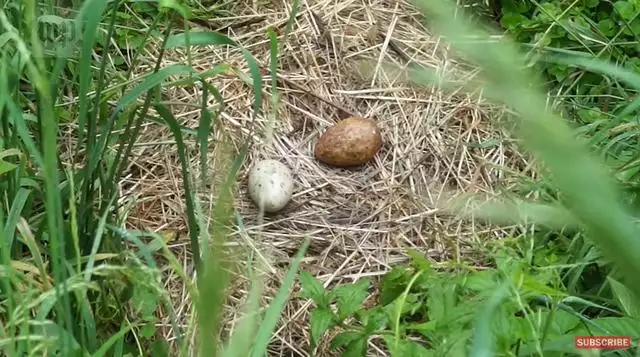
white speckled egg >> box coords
[248,159,294,213]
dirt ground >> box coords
[120,0,529,355]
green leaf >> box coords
[343,338,368,357]
[299,271,328,306]
[608,277,640,319]
[331,330,364,350]
[380,267,411,305]
[464,270,498,292]
[0,148,20,176]
[140,322,155,338]
[614,1,635,20]
[155,104,202,271]
[590,316,640,337]
[75,0,109,145]
[310,307,334,348]
[434,329,473,357]
[629,17,640,35]
[426,283,458,323]
[334,279,370,321]
[577,108,604,123]
[585,0,600,7]
[542,310,581,335]
[532,32,552,48]
[500,13,530,30]
[407,248,433,274]
[516,271,567,298]
[468,284,510,357]
[0,159,17,176]
[158,0,191,18]
[384,293,422,319]
[382,336,433,357]
[597,18,616,37]
[490,304,518,346]
[361,306,389,333]
[150,340,170,357]
[3,188,31,251]
[518,334,577,355]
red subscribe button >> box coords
[575,336,632,349]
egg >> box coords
[248,159,294,213]
[314,116,382,167]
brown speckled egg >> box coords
[314,117,382,167]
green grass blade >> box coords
[221,264,264,357]
[391,270,424,356]
[267,29,278,94]
[154,103,201,272]
[3,188,31,252]
[546,54,640,90]
[282,0,300,43]
[115,65,196,112]
[20,0,72,351]
[618,96,640,118]
[249,238,310,357]
[3,99,44,168]
[198,141,249,357]
[163,31,263,117]
[197,82,212,188]
[241,48,263,119]
[82,194,116,282]
[100,59,189,206]
[0,207,17,357]
[469,283,510,357]
[90,325,132,357]
[74,0,109,144]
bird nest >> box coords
[112,0,532,355]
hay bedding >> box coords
[118,0,528,355]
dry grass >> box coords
[116,0,532,355]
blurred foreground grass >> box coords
[411,0,640,298]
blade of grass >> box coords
[221,254,264,357]
[391,269,424,356]
[0,206,17,357]
[90,325,133,357]
[3,188,31,252]
[154,103,201,272]
[197,83,212,188]
[249,237,310,357]
[469,283,510,357]
[164,31,263,117]
[74,0,109,147]
[282,0,300,44]
[20,0,72,351]
[545,54,640,90]
[82,193,116,282]
[198,140,250,357]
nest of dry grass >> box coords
[110,0,533,355]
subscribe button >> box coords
[575,336,632,349]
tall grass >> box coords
[0,0,307,356]
[404,0,640,355]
